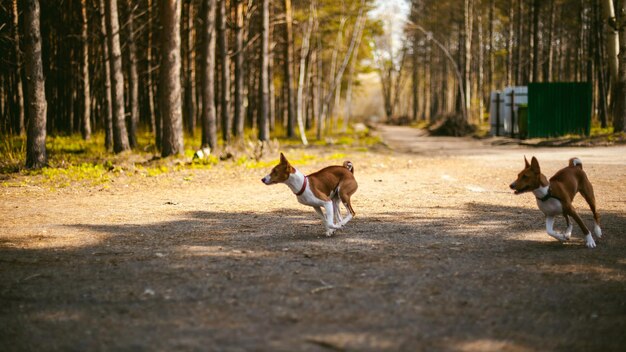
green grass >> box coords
[0,123,382,188]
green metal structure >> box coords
[527,82,592,138]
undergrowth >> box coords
[0,124,380,189]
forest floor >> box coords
[1,125,625,351]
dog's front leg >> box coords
[314,206,325,222]
[546,216,567,242]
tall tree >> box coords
[104,0,130,153]
[22,0,47,169]
[233,0,245,138]
[125,0,139,147]
[258,0,270,141]
[12,0,25,135]
[80,0,91,140]
[283,0,297,138]
[99,0,114,150]
[184,0,197,136]
[217,0,231,143]
[200,0,218,149]
[614,1,626,132]
[463,0,472,120]
[160,0,185,156]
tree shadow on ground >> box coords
[1,203,624,351]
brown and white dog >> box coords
[509,156,602,248]
[261,153,358,236]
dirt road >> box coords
[1,126,625,351]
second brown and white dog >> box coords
[261,153,358,236]
[509,156,602,248]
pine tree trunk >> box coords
[200,0,218,149]
[185,0,197,136]
[531,0,540,82]
[296,5,313,145]
[126,0,139,148]
[284,0,297,138]
[160,0,185,156]
[233,0,245,138]
[487,0,494,93]
[544,0,555,82]
[99,0,114,150]
[23,0,47,169]
[506,0,514,86]
[258,0,270,141]
[614,2,626,132]
[81,0,91,140]
[217,0,231,143]
[463,0,472,120]
[477,6,484,121]
[13,0,25,135]
[104,0,130,153]
[147,0,157,136]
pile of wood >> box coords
[429,114,476,137]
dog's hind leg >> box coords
[563,215,572,240]
[564,206,595,248]
[578,178,602,238]
[332,197,343,224]
[322,202,342,236]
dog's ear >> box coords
[524,155,530,168]
[279,153,288,165]
[530,156,540,173]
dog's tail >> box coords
[343,161,354,174]
[569,157,583,169]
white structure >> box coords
[489,86,528,136]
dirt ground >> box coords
[1,125,625,351]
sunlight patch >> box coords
[452,338,533,352]
[343,238,384,246]
[180,245,269,258]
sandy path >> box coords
[1,127,625,351]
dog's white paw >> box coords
[325,229,336,237]
[549,232,567,242]
[564,225,573,240]
[585,233,596,248]
[594,223,602,238]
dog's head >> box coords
[509,156,544,194]
[261,153,295,185]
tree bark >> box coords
[463,0,472,120]
[80,0,92,140]
[104,0,130,153]
[147,0,157,136]
[531,0,540,82]
[601,0,619,87]
[233,0,245,138]
[99,0,114,150]
[614,2,626,132]
[126,0,139,147]
[22,0,47,169]
[185,0,197,136]
[283,0,297,138]
[13,0,25,135]
[296,3,314,145]
[201,0,218,149]
[159,0,185,156]
[217,0,231,143]
[258,0,270,141]
[487,0,494,93]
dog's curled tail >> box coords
[569,157,583,169]
[343,161,354,174]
